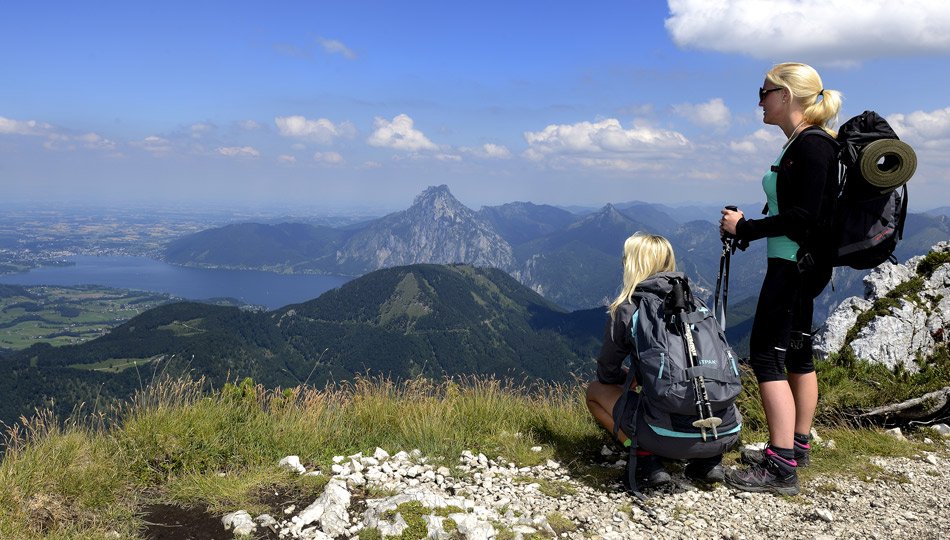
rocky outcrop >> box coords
[815,242,950,371]
[335,185,516,273]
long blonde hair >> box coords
[608,232,676,320]
[766,62,843,137]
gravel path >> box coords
[226,437,950,539]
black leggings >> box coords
[749,258,832,383]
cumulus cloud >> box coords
[1,116,116,152]
[277,154,297,164]
[728,128,785,153]
[318,37,357,60]
[132,135,173,155]
[523,118,690,158]
[887,107,950,142]
[665,0,950,65]
[367,114,438,151]
[216,146,260,157]
[673,98,732,129]
[275,116,356,144]
[521,118,691,171]
[313,151,344,164]
[482,143,512,158]
[461,143,512,159]
[239,120,261,131]
[0,116,53,135]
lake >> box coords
[0,256,351,310]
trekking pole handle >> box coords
[720,206,737,241]
[721,205,747,252]
[669,278,688,313]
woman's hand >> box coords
[720,208,744,237]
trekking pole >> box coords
[714,205,739,331]
[669,278,722,441]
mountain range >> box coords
[0,264,605,426]
[163,185,765,310]
[164,184,950,337]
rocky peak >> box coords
[572,203,633,230]
[815,241,950,371]
[410,184,467,221]
[336,186,516,272]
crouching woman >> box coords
[585,232,735,490]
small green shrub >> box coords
[916,250,950,278]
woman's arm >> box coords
[595,307,635,385]
[735,134,836,242]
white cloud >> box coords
[367,114,438,151]
[1,116,116,152]
[277,154,297,164]
[673,98,732,129]
[887,107,950,141]
[573,157,665,171]
[728,128,784,153]
[239,120,261,131]
[461,143,512,159]
[313,151,344,164]
[318,37,357,60]
[360,161,383,169]
[0,116,52,135]
[216,146,260,157]
[42,132,117,152]
[74,132,116,150]
[275,116,356,144]
[523,118,690,158]
[190,123,214,138]
[132,135,173,155]
[665,0,950,65]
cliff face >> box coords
[816,242,950,371]
[334,185,517,273]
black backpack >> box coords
[615,272,742,494]
[807,111,916,270]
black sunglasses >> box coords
[759,87,784,100]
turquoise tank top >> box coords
[763,146,799,261]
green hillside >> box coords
[0,264,604,426]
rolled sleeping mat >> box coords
[859,138,917,192]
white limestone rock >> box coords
[864,262,914,301]
[814,296,872,357]
[288,478,351,538]
[278,455,307,475]
[848,299,931,371]
[222,510,256,536]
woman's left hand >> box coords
[720,208,743,237]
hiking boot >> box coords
[740,444,810,468]
[685,456,725,484]
[636,454,672,488]
[725,455,799,496]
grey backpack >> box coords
[616,272,742,493]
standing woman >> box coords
[719,62,841,495]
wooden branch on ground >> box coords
[859,386,950,420]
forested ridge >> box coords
[0,264,604,426]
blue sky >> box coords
[2,0,949,212]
